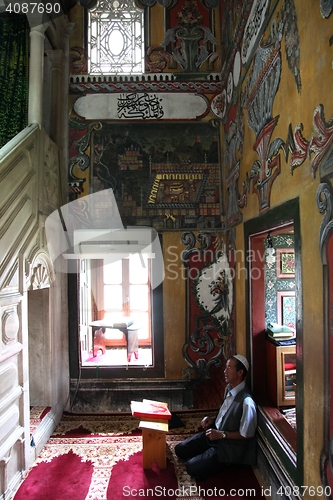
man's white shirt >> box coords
[214,380,257,438]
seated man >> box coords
[175,354,257,480]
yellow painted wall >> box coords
[162,233,187,378]
[231,0,332,495]
[67,2,221,381]
[67,0,333,493]
[149,3,165,46]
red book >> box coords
[130,399,172,421]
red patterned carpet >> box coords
[14,412,264,500]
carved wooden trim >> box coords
[26,251,54,290]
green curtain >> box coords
[0,15,29,149]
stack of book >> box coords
[266,322,295,341]
[285,370,296,395]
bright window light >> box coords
[88,0,145,75]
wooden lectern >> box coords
[131,400,171,469]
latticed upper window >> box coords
[88,0,145,75]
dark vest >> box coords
[216,387,257,465]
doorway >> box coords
[244,198,303,484]
[28,288,51,406]
[249,226,296,428]
[27,286,53,445]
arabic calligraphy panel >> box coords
[73,93,208,120]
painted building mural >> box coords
[68,121,221,230]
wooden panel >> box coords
[139,420,168,469]
[266,340,278,404]
[266,341,296,407]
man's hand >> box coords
[201,416,215,430]
[205,428,222,441]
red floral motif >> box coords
[177,0,203,27]
[310,105,333,177]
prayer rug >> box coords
[14,450,93,500]
[14,412,263,500]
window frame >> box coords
[87,0,146,76]
[68,255,165,379]
[99,256,152,347]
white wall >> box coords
[0,124,70,499]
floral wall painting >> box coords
[224,106,244,228]
[160,0,218,76]
[195,252,233,328]
[265,234,295,328]
[181,231,234,379]
[290,104,333,179]
[242,32,283,212]
[276,248,295,278]
[224,0,302,214]
[282,0,302,93]
[320,0,333,18]
[277,291,296,330]
[241,0,269,67]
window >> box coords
[88,0,145,75]
[103,255,151,347]
[79,255,153,367]
[70,250,164,377]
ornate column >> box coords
[28,26,46,125]
[45,49,63,144]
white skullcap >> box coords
[233,354,250,372]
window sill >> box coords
[257,395,297,454]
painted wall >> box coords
[219,0,332,495]
[163,233,187,378]
[67,0,333,496]
[67,0,227,385]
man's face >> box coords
[224,358,243,388]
